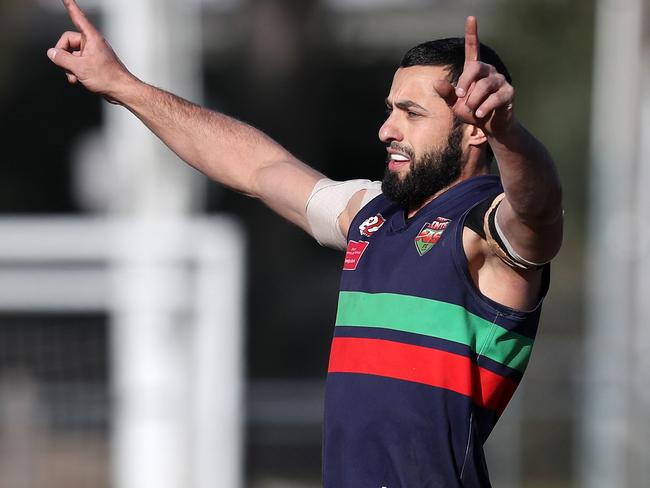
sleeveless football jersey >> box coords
[323,175,549,487]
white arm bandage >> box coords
[305,178,382,250]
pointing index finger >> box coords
[63,0,98,36]
[464,16,480,63]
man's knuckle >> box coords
[475,78,494,93]
[478,78,493,92]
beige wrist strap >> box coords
[483,193,547,270]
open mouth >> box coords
[387,151,411,171]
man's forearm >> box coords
[108,76,324,231]
[489,121,563,226]
[112,76,308,197]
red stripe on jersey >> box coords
[328,337,517,414]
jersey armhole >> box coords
[453,199,551,318]
[463,197,492,239]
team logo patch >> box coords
[414,217,451,256]
[343,240,369,270]
[359,214,386,237]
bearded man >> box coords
[48,1,562,486]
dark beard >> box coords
[381,124,464,209]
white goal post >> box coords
[0,216,245,488]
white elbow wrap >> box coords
[306,178,382,250]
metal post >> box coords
[582,0,647,486]
[191,220,245,488]
[629,5,650,483]
[100,0,203,217]
[97,1,208,488]
[109,221,193,488]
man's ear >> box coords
[465,123,488,147]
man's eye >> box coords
[407,111,420,118]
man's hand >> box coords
[434,16,515,136]
[47,0,133,102]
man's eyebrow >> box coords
[384,98,428,113]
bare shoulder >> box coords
[462,226,545,311]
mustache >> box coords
[386,143,416,161]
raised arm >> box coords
[47,0,324,232]
[435,17,563,265]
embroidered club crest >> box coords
[359,214,386,237]
[414,217,451,256]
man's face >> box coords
[379,65,464,208]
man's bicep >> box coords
[253,160,325,232]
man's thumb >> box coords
[47,48,78,72]
[433,80,458,107]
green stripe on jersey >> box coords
[335,291,533,372]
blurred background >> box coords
[0,0,648,487]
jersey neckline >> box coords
[389,174,501,232]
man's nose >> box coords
[378,116,403,143]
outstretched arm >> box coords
[47,0,324,232]
[435,17,563,265]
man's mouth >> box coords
[387,151,411,171]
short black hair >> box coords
[400,37,512,85]
[400,38,512,166]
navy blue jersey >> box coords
[323,175,548,487]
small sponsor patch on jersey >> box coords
[359,213,386,237]
[343,240,369,270]
[414,217,451,256]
